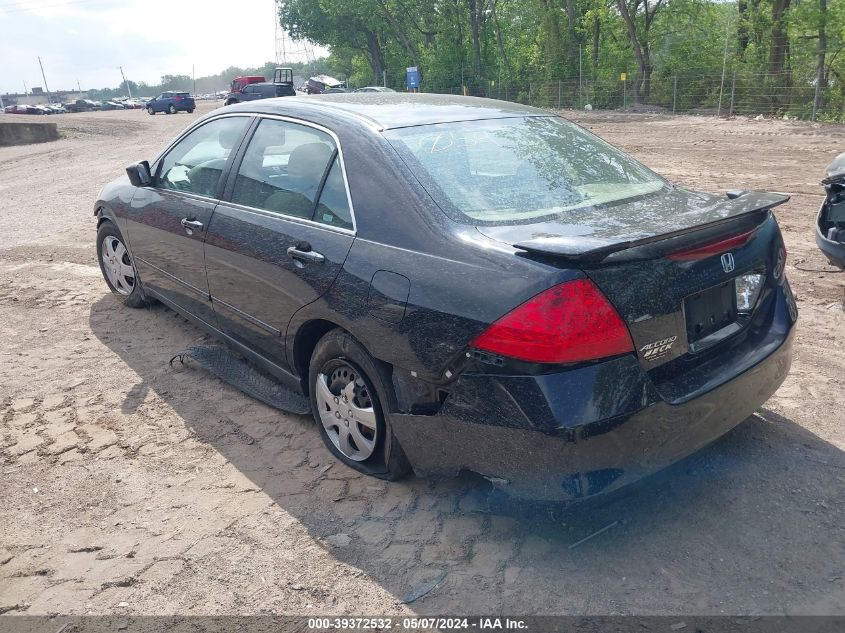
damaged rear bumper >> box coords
[816,229,845,269]
[390,288,796,501]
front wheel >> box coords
[168,104,177,114]
[147,106,155,115]
[309,330,411,480]
[96,222,149,308]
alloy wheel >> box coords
[315,363,378,461]
[100,235,135,295]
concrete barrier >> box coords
[0,119,60,146]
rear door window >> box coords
[230,118,340,221]
[313,157,353,230]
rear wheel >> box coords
[168,104,177,114]
[309,330,411,480]
[96,222,149,308]
[187,108,195,114]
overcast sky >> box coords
[0,0,326,95]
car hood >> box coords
[476,187,789,261]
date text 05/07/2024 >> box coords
[306,617,528,630]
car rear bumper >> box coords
[816,227,845,269]
[390,283,796,501]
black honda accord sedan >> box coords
[94,94,797,500]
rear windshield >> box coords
[384,116,665,225]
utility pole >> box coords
[77,79,82,93]
[38,56,52,103]
[119,66,132,98]
[23,80,28,96]
[192,64,196,95]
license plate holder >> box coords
[685,281,737,343]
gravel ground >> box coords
[0,104,844,617]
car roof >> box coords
[226,93,549,130]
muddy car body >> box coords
[93,94,797,500]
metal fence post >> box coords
[729,72,736,117]
[812,80,820,121]
[578,45,583,108]
[557,80,561,108]
[672,76,677,114]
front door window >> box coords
[156,116,250,198]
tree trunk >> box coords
[365,30,385,84]
[638,39,652,101]
[469,0,482,78]
[815,0,828,114]
[737,0,749,56]
[592,16,600,79]
[491,0,513,78]
[768,0,791,75]
[617,0,648,104]
[374,0,418,67]
[565,0,578,60]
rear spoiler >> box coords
[513,191,790,263]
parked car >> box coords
[100,101,125,110]
[146,92,195,115]
[94,94,796,501]
[230,75,266,93]
[303,75,344,94]
[3,105,16,114]
[224,82,296,105]
[354,86,396,93]
[817,151,845,268]
[15,104,44,114]
[65,99,98,113]
[323,87,349,94]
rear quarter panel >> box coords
[284,121,579,380]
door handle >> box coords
[286,246,325,264]
[180,218,203,234]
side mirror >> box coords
[126,161,152,187]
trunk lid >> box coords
[478,188,788,262]
[478,188,789,374]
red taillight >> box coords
[470,278,634,364]
[175,96,183,101]
[667,227,756,261]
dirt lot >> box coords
[1,103,844,617]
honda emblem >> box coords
[721,252,735,273]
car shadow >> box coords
[88,295,845,615]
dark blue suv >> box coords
[146,92,195,115]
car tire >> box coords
[96,221,149,308]
[168,104,177,114]
[309,329,411,480]
[187,108,194,114]
[147,106,155,115]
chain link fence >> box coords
[362,70,843,121]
